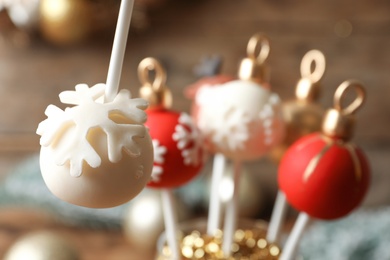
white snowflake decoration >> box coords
[37,83,148,177]
[151,139,167,182]
[259,94,282,145]
[172,113,201,166]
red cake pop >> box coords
[278,80,370,220]
[138,58,204,189]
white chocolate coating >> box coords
[37,84,153,208]
[195,79,284,161]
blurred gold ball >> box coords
[268,100,324,163]
[4,231,79,260]
[39,0,92,45]
[123,190,190,251]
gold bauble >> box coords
[4,231,79,260]
[123,190,189,251]
[269,50,326,163]
[39,0,92,45]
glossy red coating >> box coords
[278,133,370,220]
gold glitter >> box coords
[157,223,281,260]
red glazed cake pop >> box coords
[138,58,204,189]
[278,80,370,220]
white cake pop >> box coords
[37,83,153,208]
[195,34,284,162]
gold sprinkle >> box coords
[235,229,245,242]
[207,242,219,253]
[182,246,193,258]
[194,248,205,259]
[257,238,267,249]
[246,238,256,248]
[194,237,204,248]
[245,230,254,239]
[270,245,280,256]
[231,243,240,253]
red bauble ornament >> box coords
[145,108,203,189]
[278,81,370,220]
[278,133,370,220]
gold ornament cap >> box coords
[238,33,270,84]
[295,50,326,102]
[322,80,366,141]
[138,57,172,109]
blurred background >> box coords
[0,0,389,259]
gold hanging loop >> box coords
[321,80,366,141]
[138,57,172,109]
[247,33,270,64]
[300,49,326,83]
[138,57,167,93]
[334,80,366,115]
[238,33,270,84]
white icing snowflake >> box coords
[212,107,252,151]
[150,139,167,182]
[259,94,282,145]
[37,83,148,177]
[172,113,201,166]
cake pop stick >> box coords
[207,153,226,236]
[105,0,134,101]
[194,33,284,257]
[267,50,326,244]
[138,58,204,259]
[278,81,370,258]
[161,189,180,260]
[279,212,310,260]
[222,160,241,256]
[37,0,153,208]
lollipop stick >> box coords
[266,190,288,243]
[222,161,241,257]
[105,0,134,102]
[280,212,310,260]
[161,189,180,260]
[207,153,226,235]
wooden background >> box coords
[0,0,389,259]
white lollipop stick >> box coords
[161,189,180,260]
[207,153,226,235]
[222,161,241,257]
[266,190,288,243]
[105,0,134,102]
[280,212,311,260]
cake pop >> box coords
[278,80,370,220]
[37,0,154,208]
[195,33,284,162]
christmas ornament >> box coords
[279,81,370,260]
[138,57,203,189]
[269,49,326,163]
[4,231,79,260]
[37,0,154,208]
[39,0,93,45]
[278,80,369,220]
[123,190,190,250]
[138,57,204,259]
[195,33,284,161]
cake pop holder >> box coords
[156,218,282,260]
